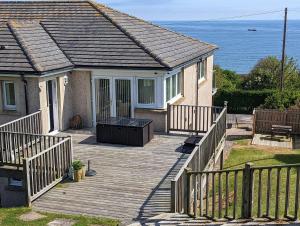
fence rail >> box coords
[167,104,224,133]
[171,105,227,213]
[24,137,72,204]
[186,163,300,221]
[0,131,69,167]
[0,111,42,134]
[254,109,300,134]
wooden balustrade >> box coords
[186,163,300,221]
[0,111,42,134]
[23,137,72,204]
[167,104,224,133]
[0,131,68,167]
[171,106,227,213]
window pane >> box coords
[138,79,155,104]
[5,82,15,106]
[177,72,181,94]
[172,74,176,97]
[166,77,171,101]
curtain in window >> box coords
[172,74,176,97]
[177,72,181,94]
[138,79,155,104]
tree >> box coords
[243,56,300,90]
[214,65,242,91]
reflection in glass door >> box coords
[95,79,111,121]
[115,79,131,118]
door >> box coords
[94,77,133,123]
[95,78,112,121]
[47,79,59,133]
[114,78,132,118]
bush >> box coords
[214,65,243,91]
[214,89,275,114]
[261,90,300,110]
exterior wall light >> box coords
[63,74,69,86]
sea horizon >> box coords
[156,20,300,74]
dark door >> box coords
[47,80,54,132]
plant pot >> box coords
[74,169,82,182]
[81,166,86,180]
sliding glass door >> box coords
[94,77,132,122]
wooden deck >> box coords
[33,130,190,225]
[252,133,300,149]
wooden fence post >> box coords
[242,163,254,218]
[167,103,170,134]
[23,159,31,207]
[171,180,176,212]
[185,168,192,215]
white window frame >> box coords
[198,59,207,82]
[3,81,16,111]
[136,78,156,108]
[165,72,182,104]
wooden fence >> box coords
[167,104,224,133]
[254,109,300,134]
[24,137,72,204]
[171,106,227,213]
[0,131,68,167]
[0,111,42,134]
[186,163,300,221]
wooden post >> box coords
[23,159,31,207]
[185,168,192,215]
[171,180,177,212]
[167,103,171,134]
[220,150,224,170]
[241,163,254,219]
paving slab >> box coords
[18,211,46,221]
[47,218,76,226]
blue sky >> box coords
[98,0,300,21]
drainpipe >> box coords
[21,74,29,115]
[196,61,200,106]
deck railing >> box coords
[186,163,300,221]
[24,137,72,204]
[0,131,67,167]
[167,104,224,133]
[0,111,42,134]
[171,106,227,213]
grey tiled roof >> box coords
[8,20,73,73]
[0,0,217,74]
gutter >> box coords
[20,74,29,115]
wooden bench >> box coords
[271,125,292,140]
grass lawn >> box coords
[206,139,300,219]
[0,207,120,226]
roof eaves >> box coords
[87,0,171,70]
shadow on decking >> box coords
[133,147,191,222]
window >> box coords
[3,81,16,110]
[198,59,207,80]
[166,72,182,102]
[137,79,155,105]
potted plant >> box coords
[72,160,84,182]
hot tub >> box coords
[96,117,154,146]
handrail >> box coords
[0,111,40,128]
[173,107,227,181]
[26,137,71,161]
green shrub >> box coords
[214,89,275,114]
[261,90,300,110]
[72,160,84,170]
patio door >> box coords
[46,79,59,133]
[94,77,133,123]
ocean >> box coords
[156,20,300,74]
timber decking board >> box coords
[33,131,189,225]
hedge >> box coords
[213,89,275,114]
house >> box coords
[0,0,217,134]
